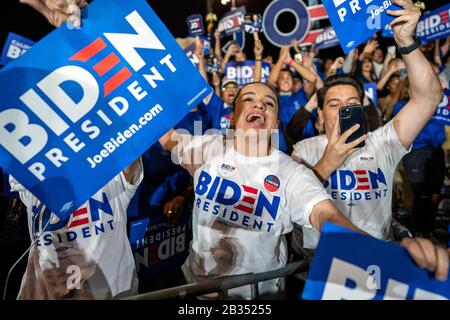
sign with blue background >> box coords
[131,213,191,278]
[302,223,450,300]
[0,0,211,220]
[432,89,450,126]
[364,82,378,108]
[218,6,246,37]
[315,26,340,50]
[417,3,450,44]
[225,60,271,87]
[381,24,394,38]
[0,32,35,66]
[321,0,401,53]
[187,14,205,37]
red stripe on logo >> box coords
[242,196,256,205]
[308,5,328,20]
[300,29,322,45]
[235,204,253,214]
[93,53,120,76]
[356,185,370,190]
[70,38,107,62]
[103,67,132,97]
[73,207,88,217]
[242,185,258,194]
[68,217,89,228]
[354,170,367,175]
[357,178,369,183]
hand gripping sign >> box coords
[0,0,211,219]
[302,223,450,300]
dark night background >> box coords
[1,0,449,61]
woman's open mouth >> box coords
[245,112,266,128]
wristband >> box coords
[398,37,421,55]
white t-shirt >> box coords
[9,165,143,300]
[173,134,331,299]
[291,121,409,250]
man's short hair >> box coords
[278,68,294,80]
[317,74,365,109]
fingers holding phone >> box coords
[339,105,367,148]
[321,112,368,173]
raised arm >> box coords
[123,158,142,184]
[309,199,366,234]
[288,53,318,87]
[214,29,223,62]
[388,0,443,149]
[253,39,264,83]
[221,43,239,74]
[376,60,401,91]
[267,46,289,87]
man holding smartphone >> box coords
[290,0,443,255]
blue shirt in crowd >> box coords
[278,89,309,130]
[392,100,446,150]
[199,92,233,134]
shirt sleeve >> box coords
[291,140,314,168]
[117,157,144,200]
[287,165,332,229]
[171,134,221,176]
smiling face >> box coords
[221,82,239,106]
[231,83,279,134]
[277,70,294,93]
[318,84,362,138]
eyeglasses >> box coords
[222,85,239,91]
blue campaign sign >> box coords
[244,14,263,34]
[315,26,340,50]
[225,60,271,87]
[0,32,35,66]
[184,42,199,67]
[218,6,247,37]
[132,213,191,278]
[381,24,394,38]
[364,82,378,108]
[417,3,450,44]
[302,223,450,300]
[432,89,450,126]
[187,14,205,37]
[0,0,211,220]
[321,0,401,53]
[262,0,311,47]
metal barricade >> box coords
[123,259,311,300]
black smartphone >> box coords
[339,105,366,148]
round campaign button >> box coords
[264,175,280,192]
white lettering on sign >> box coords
[0,11,177,182]
[321,258,448,300]
[332,0,392,23]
